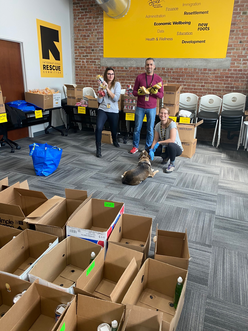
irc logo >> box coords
[37,19,63,78]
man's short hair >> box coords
[145,58,155,64]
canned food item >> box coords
[97,323,111,331]
[55,304,67,322]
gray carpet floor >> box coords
[0,129,248,331]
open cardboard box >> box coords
[0,229,58,280]
[65,84,84,106]
[0,185,48,217]
[56,294,125,331]
[0,272,31,319]
[177,120,203,142]
[154,227,190,270]
[0,86,6,114]
[75,242,143,303]
[0,224,22,248]
[122,258,188,331]
[26,189,88,241]
[181,139,197,158]
[29,236,102,294]
[66,198,124,249]
[122,304,163,331]
[25,92,61,109]
[0,202,27,230]
[0,281,75,331]
[108,213,152,261]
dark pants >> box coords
[95,109,119,145]
[147,143,182,162]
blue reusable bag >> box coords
[29,143,62,176]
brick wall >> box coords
[73,0,248,98]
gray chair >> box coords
[179,93,199,122]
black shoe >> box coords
[96,145,102,158]
[113,141,120,148]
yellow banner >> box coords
[104,0,234,58]
[37,19,63,77]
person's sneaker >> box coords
[165,164,175,173]
[161,157,169,164]
[130,147,138,154]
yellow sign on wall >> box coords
[104,0,234,58]
[37,19,63,77]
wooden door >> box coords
[0,39,28,139]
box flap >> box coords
[0,203,25,217]
[65,188,87,201]
[26,198,64,222]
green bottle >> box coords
[174,277,183,309]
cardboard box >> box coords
[108,213,152,261]
[164,103,179,117]
[56,294,125,331]
[75,243,143,303]
[0,281,75,331]
[122,258,188,330]
[0,186,48,218]
[0,202,27,230]
[0,272,31,319]
[66,197,124,249]
[0,86,6,114]
[154,227,190,270]
[64,84,84,98]
[25,92,61,109]
[163,84,182,105]
[26,189,88,241]
[122,304,163,331]
[86,95,99,108]
[0,229,58,280]
[177,120,203,142]
[0,224,22,248]
[181,139,197,158]
[102,130,113,144]
[0,177,8,192]
[29,236,102,294]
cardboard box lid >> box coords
[0,202,25,218]
[177,119,203,128]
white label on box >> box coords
[53,93,61,107]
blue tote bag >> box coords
[29,143,62,176]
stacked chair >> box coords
[179,93,199,123]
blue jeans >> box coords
[133,107,157,149]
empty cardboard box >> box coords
[26,189,88,241]
[0,281,75,331]
[108,213,152,261]
[0,224,22,248]
[0,272,31,319]
[56,294,125,331]
[29,236,102,294]
[122,304,163,331]
[154,227,190,270]
[122,258,188,331]
[177,120,203,142]
[0,229,58,280]
[66,198,124,249]
[75,242,143,303]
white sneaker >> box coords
[165,164,175,173]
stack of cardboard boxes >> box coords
[64,84,84,106]
[177,120,203,158]
[163,84,182,117]
[0,177,190,331]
